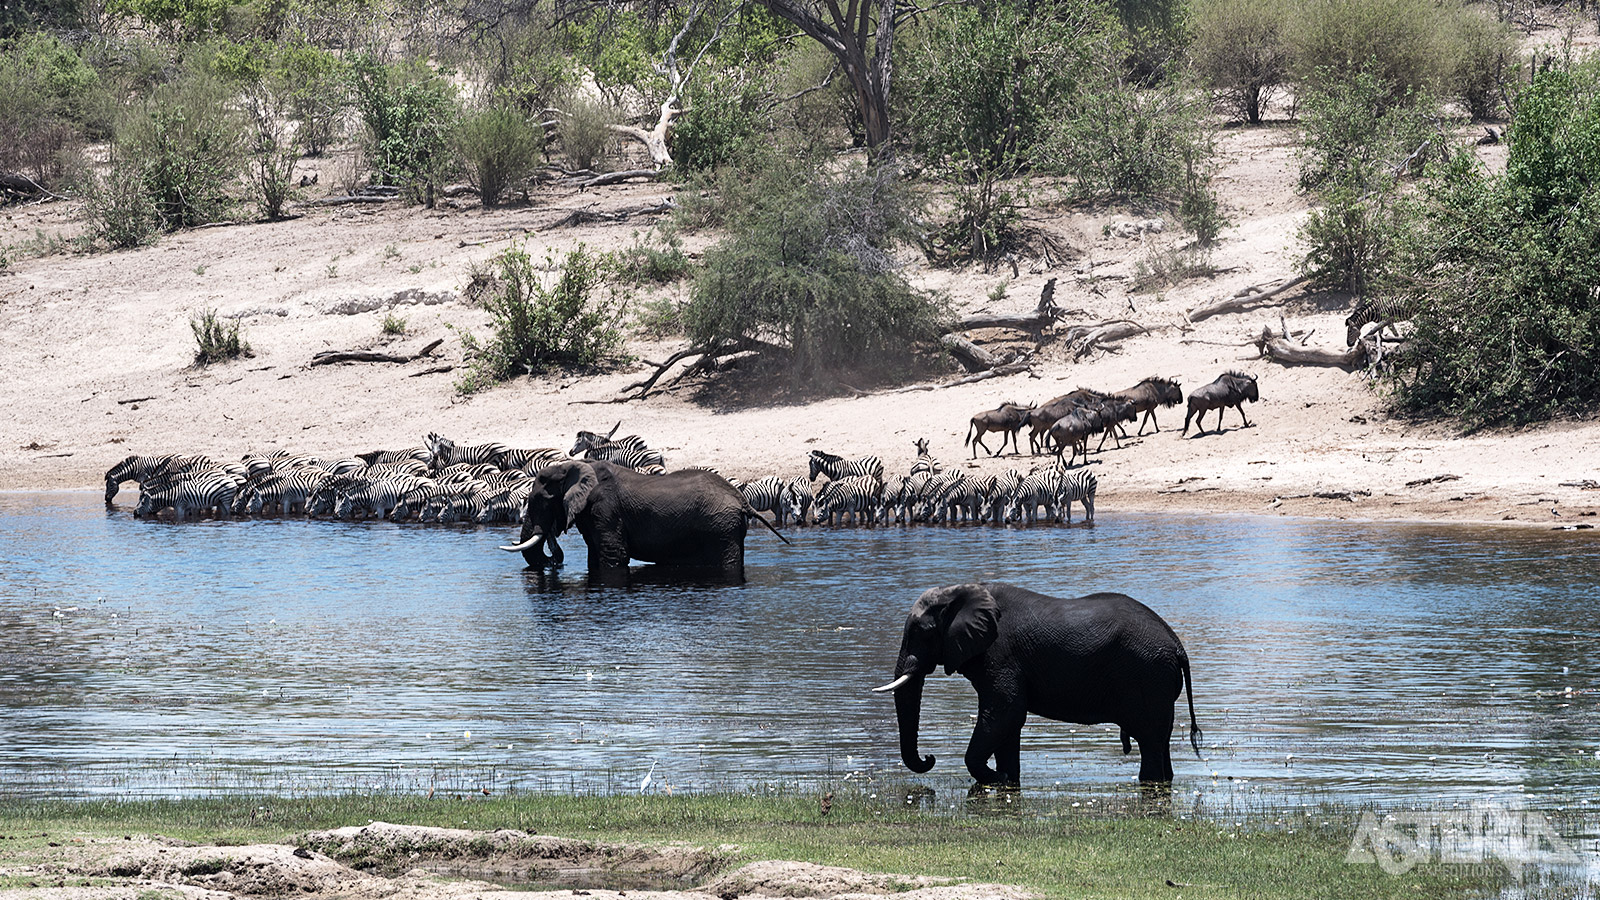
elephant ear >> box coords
[937,584,1001,674]
[558,462,599,531]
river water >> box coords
[3,491,1599,823]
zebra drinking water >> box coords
[808,450,885,484]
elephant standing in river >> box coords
[500,460,788,571]
[874,582,1202,784]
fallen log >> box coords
[940,333,1002,372]
[1255,326,1368,368]
[538,201,673,231]
[297,194,398,208]
[579,169,659,187]
[310,338,443,366]
[1062,319,1150,359]
[955,312,1058,333]
[1187,275,1308,322]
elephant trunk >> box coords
[893,673,935,774]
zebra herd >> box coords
[103,429,669,524]
[733,447,1098,528]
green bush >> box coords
[278,44,349,156]
[457,244,627,393]
[1288,0,1454,109]
[898,0,1118,260]
[1294,70,1436,293]
[350,56,458,200]
[613,232,692,284]
[671,69,769,173]
[81,158,160,249]
[123,70,242,229]
[453,106,543,207]
[191,309,250,364]
[1190,0,1290,124]
[0,32,103,186]
[1049,75,1216,204]
[1446,8,1518,121]
[684,157,948,383]
[556,91,615,171]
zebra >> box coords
[426,432,510,470]
[332,476,429,520]
[583,443,667,471]
[910,438,942,477]
[104,454,210,504]
[786,475,815,526]
[234,469,330,516]
[356,447,432,467]
[478,481,535,525]
[1345,296,1417,347]
[1055,469,1098,523]
[134,470,239,520]
[740,475,796,528]
[883,474,928,524]
[815,474,882,527]
[932,474,986,525]
[985,469,1027,523]
[1011,470,1065,524]
[571,426,650,456]
[497,447,568,474]
[808,450,885,485]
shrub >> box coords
[453,105,543,207]
[0,32,103,186]
[898,0,1118,260]
[1288,0,1454,109]
[684,157,948,383]
[1294,70,1436,293]
[278,44,349,156]
[457,244,627,393]
[671,69,769,173]
[1446,8,1518,121]
[556,91,615,171]
[1049,75,1216,204]
[191,309,250,364]
[613,232,692,284]
[382,313,407,335]
[81,158,160,249]
[1189,0,1290,124]
[350,56,458,201]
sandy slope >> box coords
[2,123,1598,528]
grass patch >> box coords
[0,792,1523,899]
[190,309,250,365]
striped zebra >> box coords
[984,469,1027,524]
[1345,296,1416,346]
[786,475,815,526]
[478,481,535,525]
[134,470,239,520]
[385,480,444,522]
[234,469,330,516]
[809,450,885,485]
[437,463,503,483]
[883,474,929,524]
[571,425,649,456]
[740,475,796,528]
[332,476,429,520]
[1010,471,1064,524]
[426,432,510,470]
[497,447,568,474]
[1055,469,1098,523]
[356,447,432,467]
[932,474,986,525]
[910,438,943,477]
[104,454,210,504]
[420,482,493,524]
[582,443,667,472]
[815,474,882,527]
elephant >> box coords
[498,460,788,571]
[873,582,1202,784]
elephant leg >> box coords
[995,717,1025,784]
[1133,704,1177,783]
[965,701,1026,785]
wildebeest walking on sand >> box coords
[1182,371,1260,437]
[1111,377,1184,436]
[965,401,1035,457]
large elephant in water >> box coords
[874,582,1202,784]
[499,460,787,571]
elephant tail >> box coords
[1182,657,1203,758]
[745,508,792,544]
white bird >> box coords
[640,759,657,793]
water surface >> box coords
[2,491,1598,819]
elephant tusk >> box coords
[499,534,543,552]
[870,674,914,693]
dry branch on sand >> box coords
[1253,323,1369,368]
[1187,275,1308,322]
[310,338,443,366]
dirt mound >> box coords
[702,860,1031,900]
[300,821,728,882]
[76,842,366,895]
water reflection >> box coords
[0,492,1598,818]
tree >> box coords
[685,157,947,382]
[1190,0,1290,124]
[756,0,902,157]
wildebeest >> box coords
[1027,389,1110,454]
[965,401,1035,457]
[1182,371,1260,436]
[1048,408,1105,467]
[1111,377,1184,435]
[1091,397,1138,451]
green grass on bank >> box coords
[0,791,1542,899]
